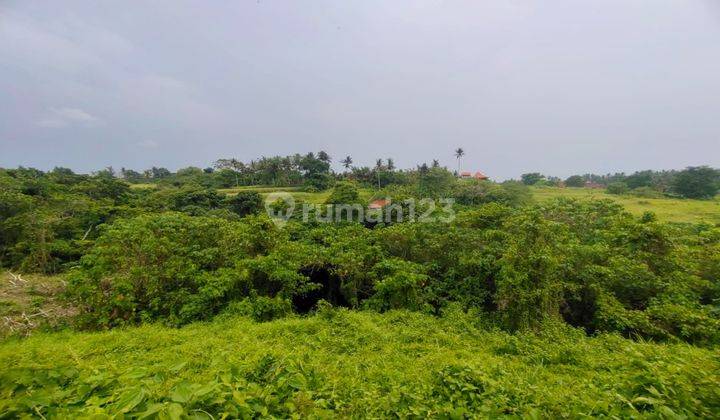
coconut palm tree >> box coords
[317,150,331,163]
[341,156,353,170]
[454,148,465,174]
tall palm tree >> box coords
[386,158,395,171]
[341,155,353,170]
[454,148,465,174]
[375,159,383,189]
[318,150,331,163]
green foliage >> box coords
[66,213,277,328]
[225,191,263,216]
[564,175,585,187]
[453,180,532,207]
[325,181,360,205]
[521,172,545,185]
[221,296,293,322]
[1,312,719,418]
[672,166,720,199]
[365,259,429,312]
[606,181,629,195]
[417,167,455,198]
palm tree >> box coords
[386,158,395,171]
[375,159,383,189]
[454,148,465,174]
[317,151,331,163]
[341,155,353,170]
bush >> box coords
[606,182,628,195]
[67,213,277,328]
[221,296,293,322]
[565,175,584,187]
[365,259,429,312]
[225,191,263,216]
[452,181,531,207]
[520,172,545,185]
[325,181,360,205]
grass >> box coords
[222,186,377,205]
[1,309,719,417]
[533,187,720,224]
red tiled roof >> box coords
[368,199,390,209]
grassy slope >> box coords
[1,310,718,417]
[532,187,720,224]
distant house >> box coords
[368,199,390,210]
[584,180,603,189]
[460,171,489,180]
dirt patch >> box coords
[0,271,76,338]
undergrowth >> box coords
[1,309,718,418]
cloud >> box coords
[36,107,100,128]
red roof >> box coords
[368,199,390,209]
[460,171,472,177]
[474,172,488,180]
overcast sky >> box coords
[1,1,719,179]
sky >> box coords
[1,0,719,180]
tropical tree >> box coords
[521,173,545,185]
[673,166,720,199]
[317,151,331,164]
[454,148,465,173]
[341,156,353,170]
[565,175,585,187]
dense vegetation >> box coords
[2,310,719,418]
[1,157,719,417]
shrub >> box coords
[325,181,360,205]
[565,175,584,187]
[225,191,263,216]
[452,181,531,207]
[66,213,277,328]
[606,182,628,195]
[221,296,293,322]
[365,259,429,312]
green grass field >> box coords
[2,310,718,417]
[532,187,720,224]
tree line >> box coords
[520,166,720,199]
